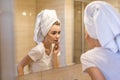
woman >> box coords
[17,9,61,76]
[80,1,120,80]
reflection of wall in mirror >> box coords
[73,1,90,64]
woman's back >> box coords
[81,47,120,80]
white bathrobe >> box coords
[81,1,120,80]
[28,43,60,72]
[81,47,120,80]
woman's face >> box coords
[45,25,61,44]
[85,31,101,48]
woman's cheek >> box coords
[49,36,54,43]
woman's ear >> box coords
[85,31,100,48]
[85,31,90,40]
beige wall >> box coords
[14,0,36,63]
[65,0,74,65]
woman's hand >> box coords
[52,43,60,68]
[53,43,60,55]
[17,55,33,76]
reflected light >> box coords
[29,12,32,16]
[22,12,27,16]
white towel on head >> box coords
[84,1,120,53]
[34,9,60,44]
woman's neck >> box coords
[43,41,52,49]
[42,41,52,56]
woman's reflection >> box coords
[17,9,61,76]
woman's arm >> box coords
[52,43,60,68]
[86,67,106,80]
[17,55,33,76]
[52,53,60,68]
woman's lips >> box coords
[55,40,58,42]
[54,40,59,44]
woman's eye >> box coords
[58,31,61,35]
[51,31,61,35]
[51,31,56,35]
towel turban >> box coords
[34,9,60,44]
[84,1,120,53]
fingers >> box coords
[53,42,60,51]
[54,43,59,50]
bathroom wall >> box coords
[14,0,36,63]
[65,0,74,65]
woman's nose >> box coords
[56,33,60,38]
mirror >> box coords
[15,0,119,76]
[14,0,69,75]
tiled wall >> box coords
[14,0,36,63]
[65,0,74,65]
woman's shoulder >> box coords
[81,47,110,58]
[83,47,101,54]
[81,47,118,61]
[85,47,109,53]
[28,43,45,61]
[30,42,45,53]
